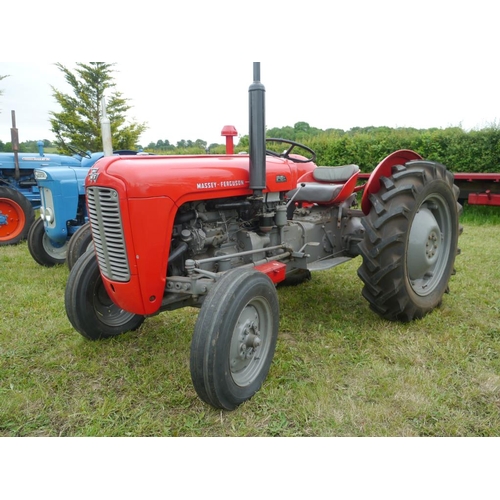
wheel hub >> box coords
[230,305,265,384]
[407,207,441,281]
[0,200,24,239]
[425,230,439,258]
[239,323,261,360]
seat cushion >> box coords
[313,164,360,182]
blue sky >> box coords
[1,1,498,149]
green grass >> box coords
[1,206,499,436]
[460,202,500,225]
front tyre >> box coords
[357,160,461,322]
[190,268,280,410]
[65,248,145,340]
[66,222,93,270]
[27,217,67,266]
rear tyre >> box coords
[190,268,279,410]
[27,217,67,266]
[0,187,35,246]
[357,160,461,322]
[65,248,145,340]
[66,222,93,270]
[278,268,312,287]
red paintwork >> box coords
[332,172,360,204]
[254,261,287,283]
[359,169,500,207]
[360,149,422,215]
[103,154,316,203]
[453,173,500,181]
[359,172,500,182]
[296,169,360,204]
[468,192,500,206]
[87,154,316,315]
[0,197,26,241]
[221,125,238,154]
[453,173,500,205]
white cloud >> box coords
[1,1,498,148]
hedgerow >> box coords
[151,124,500,174]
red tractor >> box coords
[65,63,462,410]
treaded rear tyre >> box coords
[357,160,461,322]
[278,268,312,287]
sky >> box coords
[1,1,498,151]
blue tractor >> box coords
[26,99,152,267]
[0,135,94,249]
[29,149,148,267]
[0,111,103,247]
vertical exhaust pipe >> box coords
[100,97,113,157]
[249,62,266,198]
[11,111,20,180]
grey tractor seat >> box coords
[287,164,360,204]
[313,164,360,182]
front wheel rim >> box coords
[92,279,137,327]
[229,296,273,387]
[42,234,68,260]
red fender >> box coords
[361,149,422,215]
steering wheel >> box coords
[66,143,92,159]
[265,138,316,163]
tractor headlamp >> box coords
[39,207,54,223]
[34,170,48,180]
[44,207,54,223]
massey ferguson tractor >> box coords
[65,63,462,411]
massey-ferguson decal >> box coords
[197,179,246,189]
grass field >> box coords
[1,205,499,436]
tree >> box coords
[0,74,9,111]
[293,121,311,133]
[194,139,207,149]
[50,62,147,153]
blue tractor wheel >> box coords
[27,217,68,266]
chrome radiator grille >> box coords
[86,186,130,282]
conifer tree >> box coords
[50,62,146,153]
[0,74,8,106]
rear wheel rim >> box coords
[407,193,453,296]
[0,198,25,240]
